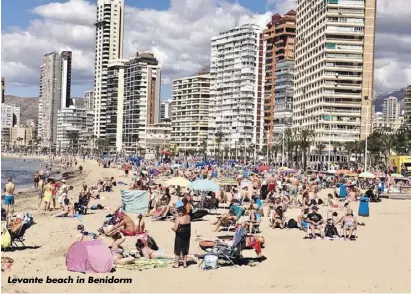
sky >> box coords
[1,0,411,100]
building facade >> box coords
[38,51,73,145]
[171,73,210,152]
[405,85,411,127]
[10,125,34,147]
[293,0,376,150]
[56,106,94,150]
[122,52,161,154]
[159,99,172,122]
[84,90,95,112]
[1,103,20,128]
[382,96,401,126]
[106,59,127,151]
[262,11,296,144]
[93,0,125,139]
[1,77,5,103]
[145,121,172,154]
[208,24,264,154]
[273,59,294,136]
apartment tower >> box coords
[38,51,73,145]
[382,96,401,125]
[262,10,296,144]
[93,0,125,139]
[404,85,411,127]
[293,0,376,150]
[208,24,264,155]
[171,72,211,153]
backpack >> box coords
[324,224,339,238]
[287,218,299,229]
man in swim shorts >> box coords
[4,177,15,217]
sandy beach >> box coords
[2,159,411,293]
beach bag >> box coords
[324,224,339,238]
[287,219,298,229]
[1,228,12,249]
[202,254,218,270]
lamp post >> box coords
[364,95,369,172]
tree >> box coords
[215,129,225,159]
[66,130,80,155]
[315,142,326,162]
[201,139,207,160]
[297,129,314,171]
[284,128,295,165]
[343,141,356,163]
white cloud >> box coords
[1,0,411,95]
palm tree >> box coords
[16,137,23,151]
[343,141,356,163]
[224,146,230,160]
[238,138,244,160]
[215,129,225,159]
[200,139,207,160]
[284,128,295,165]
[155,145,160,159]
[66,130,80,155]
[298,129,314,171]
[315,142,326,162]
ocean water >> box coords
[1,157,45,191]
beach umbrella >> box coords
[213,177,238,186]
[337,169,351,175]
[359,172,375,178]
[391,173,405,179]
[280,169,296,174]
[258,165,271,171]
[188,179,220,192]
[166,177,190,187]
[373,171,386,178]
[325,170,336,174]
[278,167,290,170]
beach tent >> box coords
[66,240,113,273]
[121,190,149,214]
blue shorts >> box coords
[4,195,15,205]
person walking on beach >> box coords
[37,177,45,210]
[4,177,15,217]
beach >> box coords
[1,159,411,293]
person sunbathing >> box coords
[135,239,170,259]
[297,208,310,229]
[339,209,357,240]
[307,206,325,239]
[213,208,237,232]
[271,207,285,229]
[135,214,145,233]
[111,240,135,265]
[54,198,75,217]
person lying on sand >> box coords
[212,208,237,232]
[54,198,75,217]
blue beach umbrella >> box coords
[188,179,220,192]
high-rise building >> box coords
[122,52,161,154]
[38,51,73,145]
[61,51,73,108]
[171,73,211,152]
[382,96,401,126]
[84,90,95,112]
[1,77,5,103]
[93,0,125,139]
[404,85,411,127]
[293,0,376,150]
[10,125,34,147]
[1,103,20,128]
[159,99,172,122]
[56,105,94,150]
[262,11,296,144]
[208,24,264,154]
[106,59,127,151]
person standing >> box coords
[4,177,15,216]
[37,177,45,210]
[172,206,191,268]
[42,179,54,213]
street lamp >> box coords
[364,95,369,172]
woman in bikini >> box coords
[340,209,357,240]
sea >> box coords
[1,157,46,191]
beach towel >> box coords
[121,190,149,215]
[66,240,113,273]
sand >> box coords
[2,159,411,293]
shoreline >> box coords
[1,154,49,160]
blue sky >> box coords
[1,0,274,99]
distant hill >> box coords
[374,88,405,112]
[3,95,85,125]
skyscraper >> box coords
[171,73,210,153]
[93,0,125,139]
[262,11,296,144]
[84,90,95,112]
[405,85,411,127]
[1,103,20,128]
[159,99,172,122]
[38,52,73,145]
[208,24,264,155]
[293,0,376,151]
[382,96,400,126]
[61,51,73,108]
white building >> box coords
[159,99,172,122]
[93,0,125,139]
[56,106,94,150]
[293,0,376,151]
[171,74,210,152]
[1,103,20,128]
[145,121,172,154]
[84,90,95,112]
[38,51,72,145]
[382,96,401,125]
[207,24,264,154]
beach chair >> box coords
[220,205,245,231]
[197,227,247,267]
[9,223,29,249]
